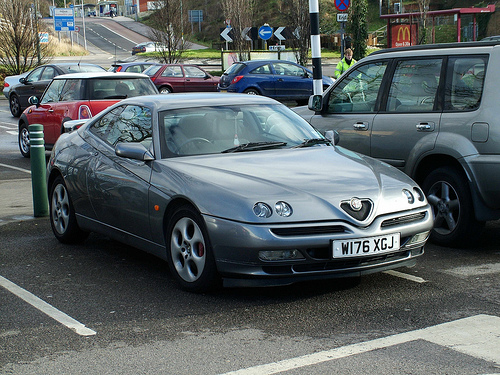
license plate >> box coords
[332,233,400,258]
[219,89,227,93]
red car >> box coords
[18,72,158,157]
[143,64,220,94]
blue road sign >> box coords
[258,25,273,40]
[334,0,350,12]
[53,8,75,31]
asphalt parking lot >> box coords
[0,99,499,374]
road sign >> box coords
[53,8,75,31]
[242,27,252,41]
[337,13,348,22]
[39,32,49,44]
[334,0,350,12]
[258,25,273,40]
[274,27,286,41]
[220,27,233,42]
[269,45,285,51]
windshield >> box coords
[159,104,326,157]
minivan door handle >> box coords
[416,122,435,131]
[353,122,369,131]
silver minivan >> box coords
[294,41,498,247]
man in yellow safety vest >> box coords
[334,48,356,79]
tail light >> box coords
[79,105,92,119]
[231,75,244,84]
[116,66,122,72]
[150,76,156,82]
[4,83,9,89]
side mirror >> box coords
[19,77,27,84]
[308,94,323,112]
[115,142,154,161]
[325,130,340,145]
[28,96,39,106]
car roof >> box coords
[369,40,500,56]
[116,92,281,110]
[52,72,150,80]
[238,60,301,66]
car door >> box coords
[272,62,311,100]
[370,58,443,171]
[306,61,389,156]
[26,78,68,144]
[34,66,57,97]
[85,104,154,240]
[183,66,216,92]
[16,66,44,106]
[158,65,185,92]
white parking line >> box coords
[0,162,31,174]
[220,314,500,375]
[0,275,96,336]
[383,270,427,283]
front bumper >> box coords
[204,205,433,287]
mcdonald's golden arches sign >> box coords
[391,24,417,48]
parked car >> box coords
[108,62,162,73]
[46,92,433,292]
[131,42,166,55]
[293,41,500,247]
[143,64,220,93]
[3,71,30,99]
[218,60,335,104]
[18,72,158,157]
[9,63,105,117]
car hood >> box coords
[152,146,426,224]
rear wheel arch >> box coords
[413,154,464,186]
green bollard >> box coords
[29,124,49,217]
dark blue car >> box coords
[218,60,334,104]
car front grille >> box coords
[380,212,427,227]
[271,225,347,236]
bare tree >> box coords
[0,0,52,74]
[220,0,255,61]
[277,0,310,66]
[418,0,430,44]
[148,0,191,64]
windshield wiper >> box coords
[293,138,332,148]
[222,141,287,153]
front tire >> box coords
[49,176,89,244]
[18,122,30,158]
[166,205,219,292]
[10,94,21,117]
[422,167,484,247]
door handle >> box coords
[416,122,434,131]
[353,122,369,131]
[48,109,54,112]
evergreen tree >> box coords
[346,0,368,60]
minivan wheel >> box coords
[159,86,172,94]
[422,167,484,247]
[18,123,30,158]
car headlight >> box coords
[402,189,414,204]
[275,201,293,217]
[253,202,273,218]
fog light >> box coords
[403,189,414,204]
[259,249,305,261]
[253,202,272,218]
[407,231,430,246]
